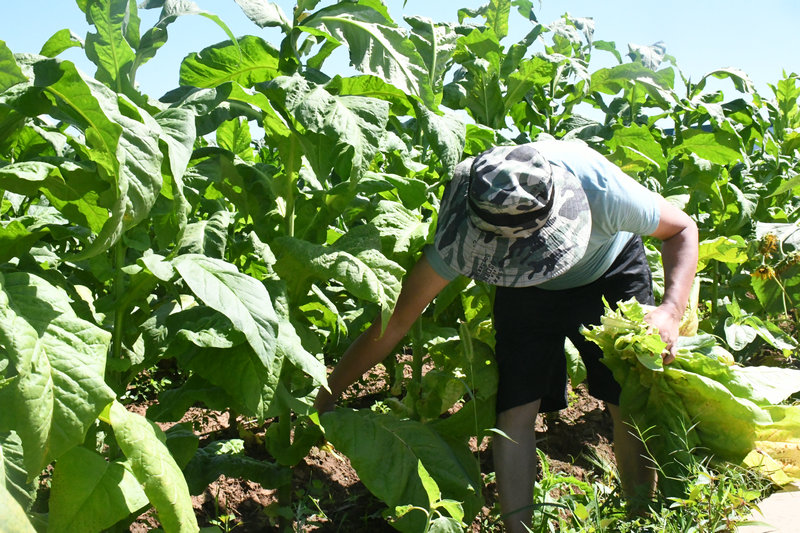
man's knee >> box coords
[497,399,542,429]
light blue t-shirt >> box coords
[425,139,661,289]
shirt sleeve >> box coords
[423,244,461,282]
[544,140,661,237]
[600,170,661,236]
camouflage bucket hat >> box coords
[434,143,591,287]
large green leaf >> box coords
[0,432,36,513]
[267,280,327,389]
[0,41,27,92]
[326,74,413,115]
[0,219,48,263]
[300,3,435,106]
[177,210,232,258]
[216,117,253,161]
[503,56,557,113]
[405,16,457,93]
[265,74,389,180]
[447,29,504,128]
[134,0,240,81]
[83,0,137,92]
[27,57,121,180]
[155,305,280,419]
[39,29,84,58]
[233,0,291,31]
[693,67,755,96]
[606,123,668,171]
[321,409,482,533]
[453,25,503,72]
[56,76,164,261]
[149,376,239,423]
[414,104,465,177]
[672,129,743,166]
[179,35,280,88]
[178,344,280,419]
[99,81,163,231]
[0,272,114,477]
[182,439,291,495]
[357,171,429,210]
[590,62,674,95]
[485,0,512,41]
[164,424,200,470]
[696,235,747,271]
[172,254,280,372]
[368,200,430,260]
[24,58,163,260]
[273,236,404,328]
[155,107,196,183]
[751,265,800,316]
[0,483,36,533]
[663,367,766,460]
[429,329,498,439]
[223,81,292,143]
[48,446,148,532]
[0,161,111,234]
[108,401,198,533]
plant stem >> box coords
[284,138,300,238]
[275,409,293,531]
[411,319,424,387]
[405,319,425,419]
[711,261,719,318]
[771,273,800,333]
[111,241,128,387]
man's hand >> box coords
[313,387,336,414]
[310,255,450,417]
[647,197,699,365]
[644,304,682,364]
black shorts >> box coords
[493,235,654,413]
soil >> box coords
[129,372,616,532]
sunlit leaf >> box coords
[300,3,435,106]
[0,272,114,477]
[108,401,198,533]
[48,447,148,532]
[38,29,84,58]
[180,35,280,88]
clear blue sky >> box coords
[2,1,797,99]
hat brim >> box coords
[433,157,591,287]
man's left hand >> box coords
[644,304,682,364]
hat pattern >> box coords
[469,145,556,238]
[434,144,591,287]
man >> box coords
[314,139,698,532]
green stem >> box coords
[285,173,296,239]
[275,409,293,532]
[411,320,424,387]
[284,137,300,238]
[771,274,800,332]
[401,320,425,419]
[711,261,719,318]
[111,241,127,370]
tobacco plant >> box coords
[1,0,798,531]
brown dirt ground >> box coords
[128,369,616,532]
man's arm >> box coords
[314,254,451,412]
[646,196,699,363]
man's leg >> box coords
[606,403,656,510]
[494,399,541,533]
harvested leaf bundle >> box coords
[581,298,800,493]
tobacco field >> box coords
[1,0,799,531]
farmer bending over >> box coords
[314,139,698,532]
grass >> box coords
[506,425,775,533]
